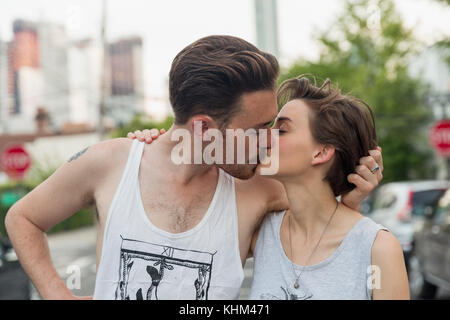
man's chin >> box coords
[238,165,258,180]
[255,163,280,178]
[219,164,258,180]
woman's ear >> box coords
[311,145,335,166]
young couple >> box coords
[5,35,409,300]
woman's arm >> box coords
[371,230,410,299]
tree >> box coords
[279,0,436,182]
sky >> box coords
[0,0,449,118]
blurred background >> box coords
[0,0,449,300]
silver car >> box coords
[368,181,450,261]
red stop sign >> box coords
[429,120,450,157]
[1,145,32,179]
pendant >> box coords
[294,281,299,289]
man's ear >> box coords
[190,115,217,140]
[311,145,335,166]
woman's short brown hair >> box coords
[169,35,279,127]
[277,75,378,197]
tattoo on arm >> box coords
[68,147,89,162]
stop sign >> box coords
[429,120,450,157]
[1,145,32,179]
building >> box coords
[106,36,144,126]
[2,20,77,134]
[0,39,9,134]
[68,36,145,129]
[67,38,101,129]
[254,0,279,59]
[0,20,42,134]
[37,21,70,131]
[0,18,146,135]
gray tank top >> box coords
[249,211,388,300]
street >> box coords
[30,225,449,300]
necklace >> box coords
[288,201,339,289]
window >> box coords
[433,190,450,226]
[373,190,397,210]
[411,189,447,217]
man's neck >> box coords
[150,125,217,185]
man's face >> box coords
[218,89,278,180]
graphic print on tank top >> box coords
[114,236,216,300]
[260,285,313,300]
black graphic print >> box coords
[260,285,313,300]
[114,236,215,300]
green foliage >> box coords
[110,114,174,139]
[279,0,436,182]
[0,168,95,240]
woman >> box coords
[128,75,410,300]
[248,76,409,300]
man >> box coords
[5,35,383,300]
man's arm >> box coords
[4,138,130,299]
[235,176,288,260]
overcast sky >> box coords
[0,0,449,117]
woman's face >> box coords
[257,99,332,180]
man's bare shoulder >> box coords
[89,137,133,158]
[75,138,132,166]
[65,138,134,188]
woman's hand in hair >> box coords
[126,128,166,144]
[341,146,384,211]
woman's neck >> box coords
[281,176,339,241]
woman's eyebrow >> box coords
[275,116,292,123]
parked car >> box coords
[368,181,450,264]
[360,186,379,216]
[0,234,31,300]
[409,188,450,299]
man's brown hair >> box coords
[277,75,378,197]
[169,35,279,127]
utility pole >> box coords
[98,0,108,139]
[254,0,280,59]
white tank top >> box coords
[93,139,244,300]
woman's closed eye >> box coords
[278,123,288,134]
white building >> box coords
[7,67,44,134]
[37,21,71,131]
[67,38,101,128]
